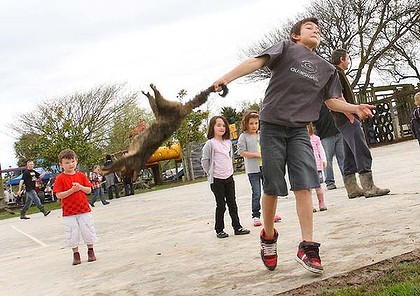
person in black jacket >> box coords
[103,154,120,199]
[313,104,345,190]
[410,92,420,145]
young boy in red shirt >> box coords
[53,148,98,265]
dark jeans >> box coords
[123,176,134,196]
[248,170,262,219]
[107,184,120,199]
[337,119,372,175]
[210,175,242,233]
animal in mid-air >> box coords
[102,83,227,175]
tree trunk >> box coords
[150,164,162,185]
[182,146,193,182]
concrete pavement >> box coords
[0,140,419,296]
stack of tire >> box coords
[364,102,394,144]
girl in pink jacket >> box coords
[307,123,328,211]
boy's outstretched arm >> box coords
[325,98,375,121]
[213,56,269,92]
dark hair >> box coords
[58,148,77,162]
[331,48,348,65]
[207,116,230,140]
[105,154,112,161]
[240,110,259,132]
[290,17,319,43]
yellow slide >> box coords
[146,143,182,166]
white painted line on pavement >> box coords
[10,225,49,247]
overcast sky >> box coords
[0,0,311,169]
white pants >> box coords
[62,212,98,248]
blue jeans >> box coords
[320,133,345,186]
[22,189,44,212]
[90,187,107,204]
[248,171,262,218]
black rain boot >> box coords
[42,209,51,217]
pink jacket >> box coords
[310,134,326,171]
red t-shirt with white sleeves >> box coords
[53,171,92,216]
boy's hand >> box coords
[212,82,229,97]
[72,182,82,192]
[322,161,327,168]
[356,104,375,120]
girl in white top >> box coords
[237,111,281,227]
[201,116,250,239]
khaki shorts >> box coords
[62,212,98,248]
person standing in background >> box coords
[313,103,345,190]
[103,154,120,200]
[237,111,281,227]
[17,160,51,219]
[330,48,390,198]
[201,115,251,239]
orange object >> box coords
[229,124,238,140]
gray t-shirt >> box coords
[237,132,261,174]
[257,41,342,127]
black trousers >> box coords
[107,184,120,199]
[210,175,242,233]
[123,176,134,196]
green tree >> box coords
[106,102,153,155]
[14,133,42,166]
[220,106,242,138]
[172,90,209,181]
[221,106,241,125]
[241,0,420,97]
[11,84,142,169]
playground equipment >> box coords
[145,143,182,166]
[141,143,183,186]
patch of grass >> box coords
[0,200,62,220]
[320,262,420,296]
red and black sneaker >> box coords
[260,228,278,271]
[296,241,323,274]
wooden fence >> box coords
[354,83,419,146]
